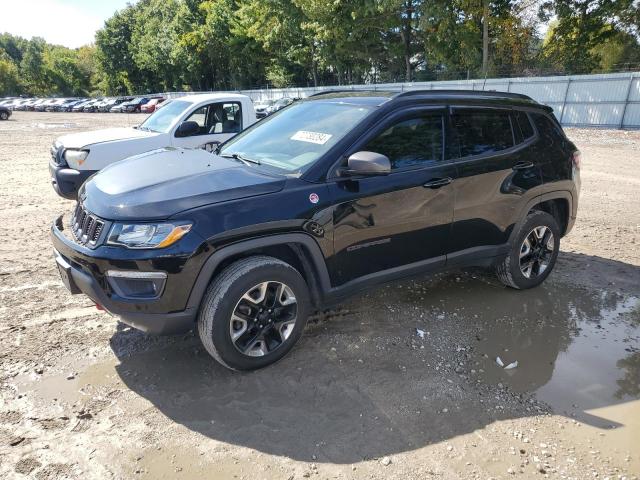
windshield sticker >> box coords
[291,130,333,145]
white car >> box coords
[49,93,257,199]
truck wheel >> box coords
[496,211,560,289]
[197,256,310,371]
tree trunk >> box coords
[401,0,413,82]
[311,42,318,88]
[482,0,489,76]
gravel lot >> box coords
[0,112,639,480]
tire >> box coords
[197,255,310,371]
[496,210,560,289]
[0,112,8,120]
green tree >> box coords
[95,3,144,94]
[20,37,48,94]
[539,0,640,73]
[0,53,22,96]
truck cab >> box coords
[50,93,256,199]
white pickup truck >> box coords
[50,93,257,199]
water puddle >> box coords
[456,282,640,426]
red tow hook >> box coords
[95,303,104,311]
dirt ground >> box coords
[0,112,638,480]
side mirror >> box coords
[342,151,391,177]
[175,121,200,138]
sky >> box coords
[0,0,135,48]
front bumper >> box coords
[49,159,95,200]
[51,216,198,335]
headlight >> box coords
[63,149,89,165]
[107,222,192,249]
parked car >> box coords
[49,93,256,199]
[59,99,87,112]
[45,99,71,112]
[112,97,148,113]
[265,97,295,115]
[109,99,133,113]
[53,99,77,112]
[13,99,31,111]
[254,99,276,118]
[0,105,11,120]
[72,99,97,112]
[140,97,166,113]
[90,98,111,112]
[1,98,28,110]
[50,89,581,370]
[15,98,38,111]
[121,97,156,113]
[97,97,129,112]
[34,99,56,112]
[83,98,105,113]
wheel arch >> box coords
[509,191,573,245]
[186,234,331,312]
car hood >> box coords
[81,147,286,221]
[58,127,158,149]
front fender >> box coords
[185,233,331,312]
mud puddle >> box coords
[465,285,640,413]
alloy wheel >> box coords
[519,226,554,279]
[230,281,298,357]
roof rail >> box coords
[308,89,364,97]
[393,89,533,101]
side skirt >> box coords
[320,244,509,307]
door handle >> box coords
[512,161,534,170]
[423,177,453,189]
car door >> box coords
[172,101,244,150]
[326,107,457,286]
[448,107,543,260]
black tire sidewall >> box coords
[508,212,561,289]
[203,261,310,370]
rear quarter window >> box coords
[451,110,514,158]
[530,112,565,146]
[514,111,535,140]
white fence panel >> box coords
[170,72,639,128]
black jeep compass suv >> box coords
[51,90,580,370]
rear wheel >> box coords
[197,256,310,371]
[0,112,8,120]
[496,211,560,289]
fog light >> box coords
[105,270,167,299]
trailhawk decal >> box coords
[291,130,332,145]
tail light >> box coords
[571,150,582,170]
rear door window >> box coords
[451,110,514,158]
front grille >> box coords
[70,203,105,247]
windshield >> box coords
[139,100,189,133]
[220,101,372,173]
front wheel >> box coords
[0,112,8,120]
[496,211,560,289]
[197,256,310,371]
